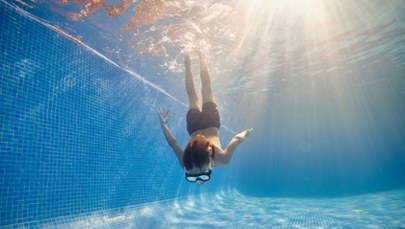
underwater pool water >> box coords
[1,0,404,228]
[41,190,405,228]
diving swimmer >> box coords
[158,52,253,184]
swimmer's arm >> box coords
[217,128,253,164]
[160,122,184,168]
[158,108,184,168]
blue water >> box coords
[1,0,404,228]
[40,190,405,228]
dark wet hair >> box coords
[183,135,211,171]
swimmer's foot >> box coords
[197,51,207,68]
[184,54,191,67]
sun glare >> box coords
[239,0,325,14]
[277,0,323,10]
[237,0,329,29]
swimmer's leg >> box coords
[198,52,215,104]
[185,54,200,110]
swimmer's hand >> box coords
[158,108,170,125]
[235,128,253,142]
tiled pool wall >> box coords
[0,2,225,227]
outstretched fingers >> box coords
[158,108,170,124]
[245,128,253,137]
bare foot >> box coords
[197,51,207,68]
[184,54,191,67]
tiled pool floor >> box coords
[40,189,404,229]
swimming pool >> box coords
[40,190,405,228]
[1,0,404,228]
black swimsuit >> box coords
[186,102,221,136]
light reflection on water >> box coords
[9,0,405,129]
[11,0,405,90]
[43,189,405,228]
